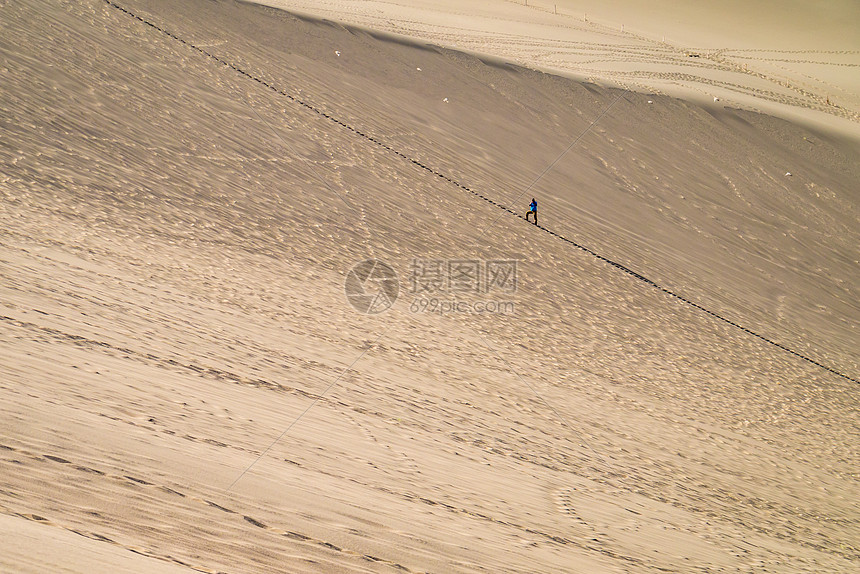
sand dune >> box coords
[1,0,858,572]
[256,0,860,137]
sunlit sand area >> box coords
[258,0,860,136]
[1,0,858,572]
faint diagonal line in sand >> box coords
[226,328,389,491]
[474,87,629,242]
[101,0,377,252]
[240,99,385,252]
[475,331,614,473]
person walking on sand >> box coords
[526,197,538,225]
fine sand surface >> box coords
[256,0,860,137]
[1,0,859,572]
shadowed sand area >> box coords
[1,0,858,572]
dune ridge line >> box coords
[102,0,858,386]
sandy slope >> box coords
[255,0,860,137]
[1,0,859,572]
